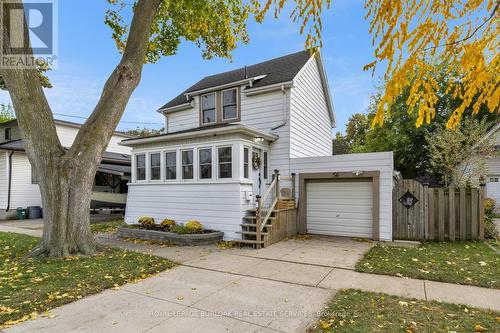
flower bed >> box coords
[117,225,224,246]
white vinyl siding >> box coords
[166,98,199,133]
[290,57,332,157]
[291,152,394,241]
[487,156,500,175]
[307,181,373,238]
[124,183,245,240]
[240,89,291,177]
[55,124,130,154]
[6,153,42,209]
[0,126,21,144]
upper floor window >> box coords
[199,148,212,179]
[218,147,232,178]
[222,88,238,120]
[165,151,176,180]
[201,93,216,124]
[5,128,11,140]
[150,153,161,180]
[136,154,146,181]
[182,150,194,179]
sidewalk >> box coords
[1,224,499,332]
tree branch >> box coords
[0,0,64,171]
[423,2,499,51]
[68,0,161,168]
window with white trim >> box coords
[201,93,216,124]
[218,147,232,178]
[165,151,176,180]
[222,88,237,120]
[182,150,194,179]
[199,148,212,179]
[263,151,268,179]
[136,154,146,181]
[150,153,161,180]
[243,147,249,178]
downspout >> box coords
[271,85,287,131]
[6,150,13,211]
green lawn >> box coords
[309,289,500,333]
[0,232,174,329]
[356,242,499,288]
[90,219,125,234]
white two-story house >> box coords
[121,50,394,242]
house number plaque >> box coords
[399,191,418,209]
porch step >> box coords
[240,223,272,228]
[236,231,269,236]
[246,208,279,213]
[233,239,264,245]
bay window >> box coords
[218,147,232,178]
[182,150,194,179]
[199,148,212,179]
[243,147,249,178]
[136,154,146,181]
[150,153,161,180]
[165,151,176,180]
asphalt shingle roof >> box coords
[160,50,311,110]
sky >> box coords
[0,0,383,134]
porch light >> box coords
[254,136,265,143]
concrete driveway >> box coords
[5,235,373,333]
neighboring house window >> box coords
[263,151,268,179]
[199,148,212,179]
[490,177,499,182]
[150,153,161,180]
[201,93,216,124]
[182,150,194,179]
[243,147,249,178]
[5,128,11,140]
[218,147,232,178]
[222,88,238,120]
[136,154,146,181]
[165,151,176,180]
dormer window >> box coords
[222,88,238,120]
[201,93,216,124]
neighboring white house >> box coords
[121,50,394,241]
[0,119,133,219]
[482,123,500,206]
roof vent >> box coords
[244,65,248,79]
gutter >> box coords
[244,81,293,96]
[119,124,278,146]
[6,151,13,211]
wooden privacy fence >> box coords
[393,179,485,241]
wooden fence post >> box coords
[438,188,445,241]
[448,187,455,241]
[479,179,486,240]
[471,189,479,239]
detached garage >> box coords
[291,152,393,241]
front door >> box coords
[252,148,262,199]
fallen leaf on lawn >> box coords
[177,296,184,301]
[111,284,120,290]
[478,261,487,266]
[398,301,409,307]
[474,323,487,332]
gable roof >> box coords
[159,50,312,110]
[0,118,135,138]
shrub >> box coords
[160,219,176,228]
[185,220,203,233]
[138,216,155,227]
[484,198,498,239]
[169,225,192,234]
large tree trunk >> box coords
[1,0,161,257]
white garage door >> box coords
[306,181,373,238]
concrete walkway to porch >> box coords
[1,224,499,332]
